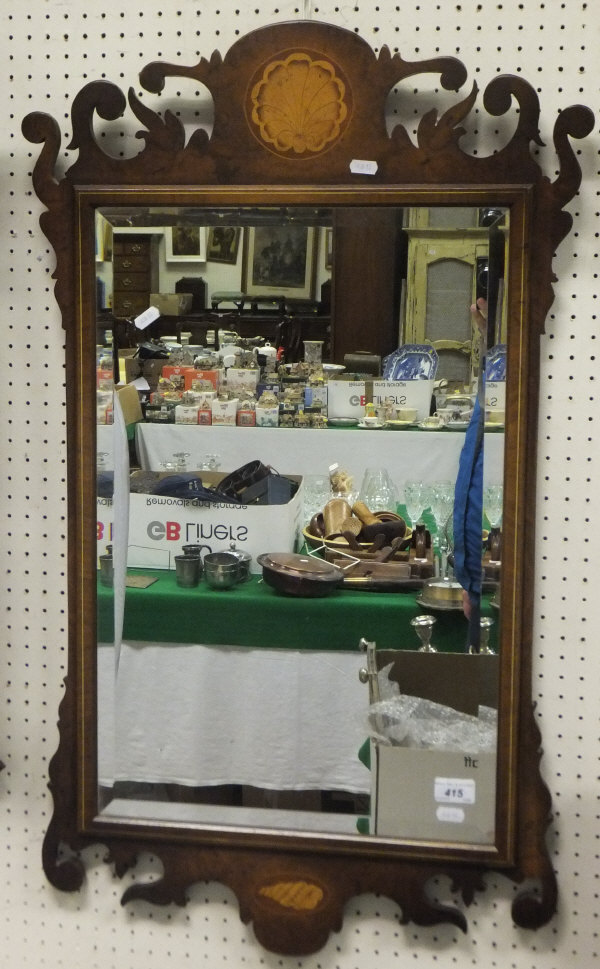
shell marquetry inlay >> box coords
[248,52,349,155]
[258,880,325,911]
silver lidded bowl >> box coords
[227,542,252,582]
[204,552,243,590]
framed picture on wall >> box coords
[95,211,113,262]
[206,226,242,264]
[242,224,316,299]
[166,226,207,262]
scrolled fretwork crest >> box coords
[22,21,593,338]
[23,21,593,191]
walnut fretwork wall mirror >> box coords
[23,20,593,956]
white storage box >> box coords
[326,378,434,421]
[125,473,303,573]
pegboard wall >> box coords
[1,1,598,967]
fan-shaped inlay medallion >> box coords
[249,52,349,155]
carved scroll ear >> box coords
[377,46,468,93]
[483,75,544,150]
[551,104,595,207]
[67,80,127,153]
[139,51,222,96]
[21,111,62,205]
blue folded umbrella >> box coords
[453,397,484,650]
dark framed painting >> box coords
[206,226,242,264]
[243,224,316,299]
[166,226,207,262]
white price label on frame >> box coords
[434,778,476,805]
[349,158,378,176]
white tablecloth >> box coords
[135,424,505,486]
[98,641,369,793]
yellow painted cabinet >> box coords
[404,230,490,385]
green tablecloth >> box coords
[98,568,498,653]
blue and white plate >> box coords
[382,344,439,381]
[485,344,507,382]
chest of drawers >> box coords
[112,234,159,318]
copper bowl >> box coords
[257,552,344,597]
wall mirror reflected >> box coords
[96,202,507,843]
[23,17,593,952]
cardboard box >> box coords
[97,496,114,565]
[226,367,259,394]
[211,398,238,426]
[175,404,200,424]
[326,378,434,420]
[189,369,222,392]
[256,404,279,427]
[126,472,303,573]
[96,367,113,389]
[369,651,499,844]
[124,357,165,392]
[116,383,143,426]
[374,746,496,844]
[149,292,193,316]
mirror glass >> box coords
[95,203,507,844]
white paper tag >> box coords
[349,158,378,176]
[485,381,506,410]
[134,306,161,330]
[434,777,476,805]
[436,805,466,824]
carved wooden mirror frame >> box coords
[23,20,593,956]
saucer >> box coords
[384,420,416,429]
[357,420,385,429]
[418,420,444,430]
[328,417,359,427]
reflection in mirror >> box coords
[95,204,506,843]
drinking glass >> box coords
[199,453,222,471]
[429,480,454,549]
[173,451,191,471]
[403,479,428,529]
[302,473,332,524]
[358,468,398,512]
[484,484,503,528]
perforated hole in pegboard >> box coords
[2,2,599,967]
